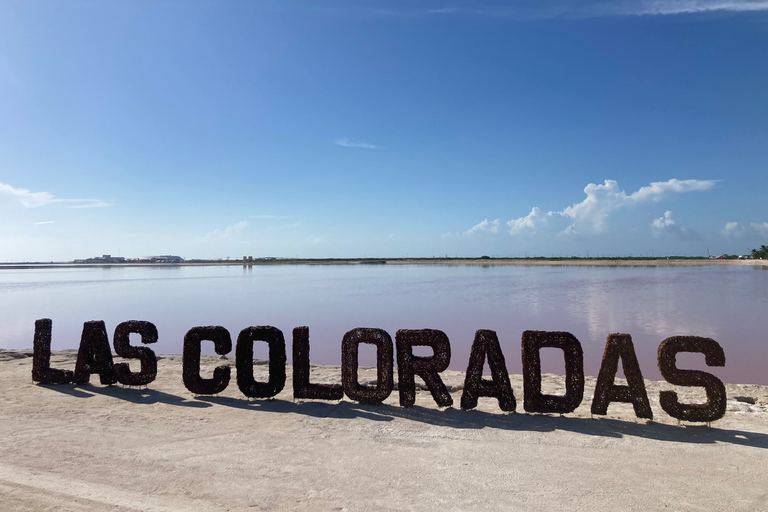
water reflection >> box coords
[1,264,766,384]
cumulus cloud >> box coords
[465,218,500,235]
[721,221,768,238]
[651,211,700,240]
[463,178,716,239]
[556,179,716,234]
[507,207,550,235]
[0,182,111,209]
[203,221,249,240]
[335,139,379,149]
[560,180,629,233]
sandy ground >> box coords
[1,350,767,512]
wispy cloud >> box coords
[202,221,249,240]
[34,221,54,225]
[598,0,768,16]
[459,178,715,239]
[373,0,768,19]
[335,138,379,149]
[67,200,112,209]
[251,214,295,220]
[0,182,112,209]
[268,221,302,230]
[651,210,700,240]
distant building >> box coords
[74,254,127,264]
[140,255,184,263]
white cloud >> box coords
[68,200,112,209]
[722,221,745,238]
[0,182,111,209]
[751,222,768,235]
[374,0,768,20]
[557,179,716,234]
[608,0,768,16]
[557,178,715,235]
[651,211,700,240]
[203,221,249,240]
[721,221,768,238]
[442,218,501,238]
[626,178,717,203]
[34,221,54,225]
[335,139,379,149]
[507,207,550,235]
[457,178,716,239]
[1,182,55,208]
[465,218,500,235]
[560,180,628,233]
[266,221,301,230]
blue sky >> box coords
[1,0,767,261]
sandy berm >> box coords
[1,349,767,511]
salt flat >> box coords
[1,350,767,511]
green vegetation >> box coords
[752,245,768,259]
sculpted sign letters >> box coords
[32,318,728,423]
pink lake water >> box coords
[1,264,766,385]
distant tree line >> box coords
[752,245,768,259]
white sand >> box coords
[1,350,767,511]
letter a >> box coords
[591,334,652,419]
[460,330,515,412]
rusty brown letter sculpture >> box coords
[236,326,286,398]
[341,327,394,404]
[591,333,652,419]
[73,320,118,386]
[522,331,584,414]
[460,330,516,412]
[182,326,232,395]
[396,329,453,408]
[32,318,74,384]
[292,326,343,401]
[657,336,726,422]
[113,320,158,386]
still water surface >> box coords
[1,264,766,384]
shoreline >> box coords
[1,257,766,270]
